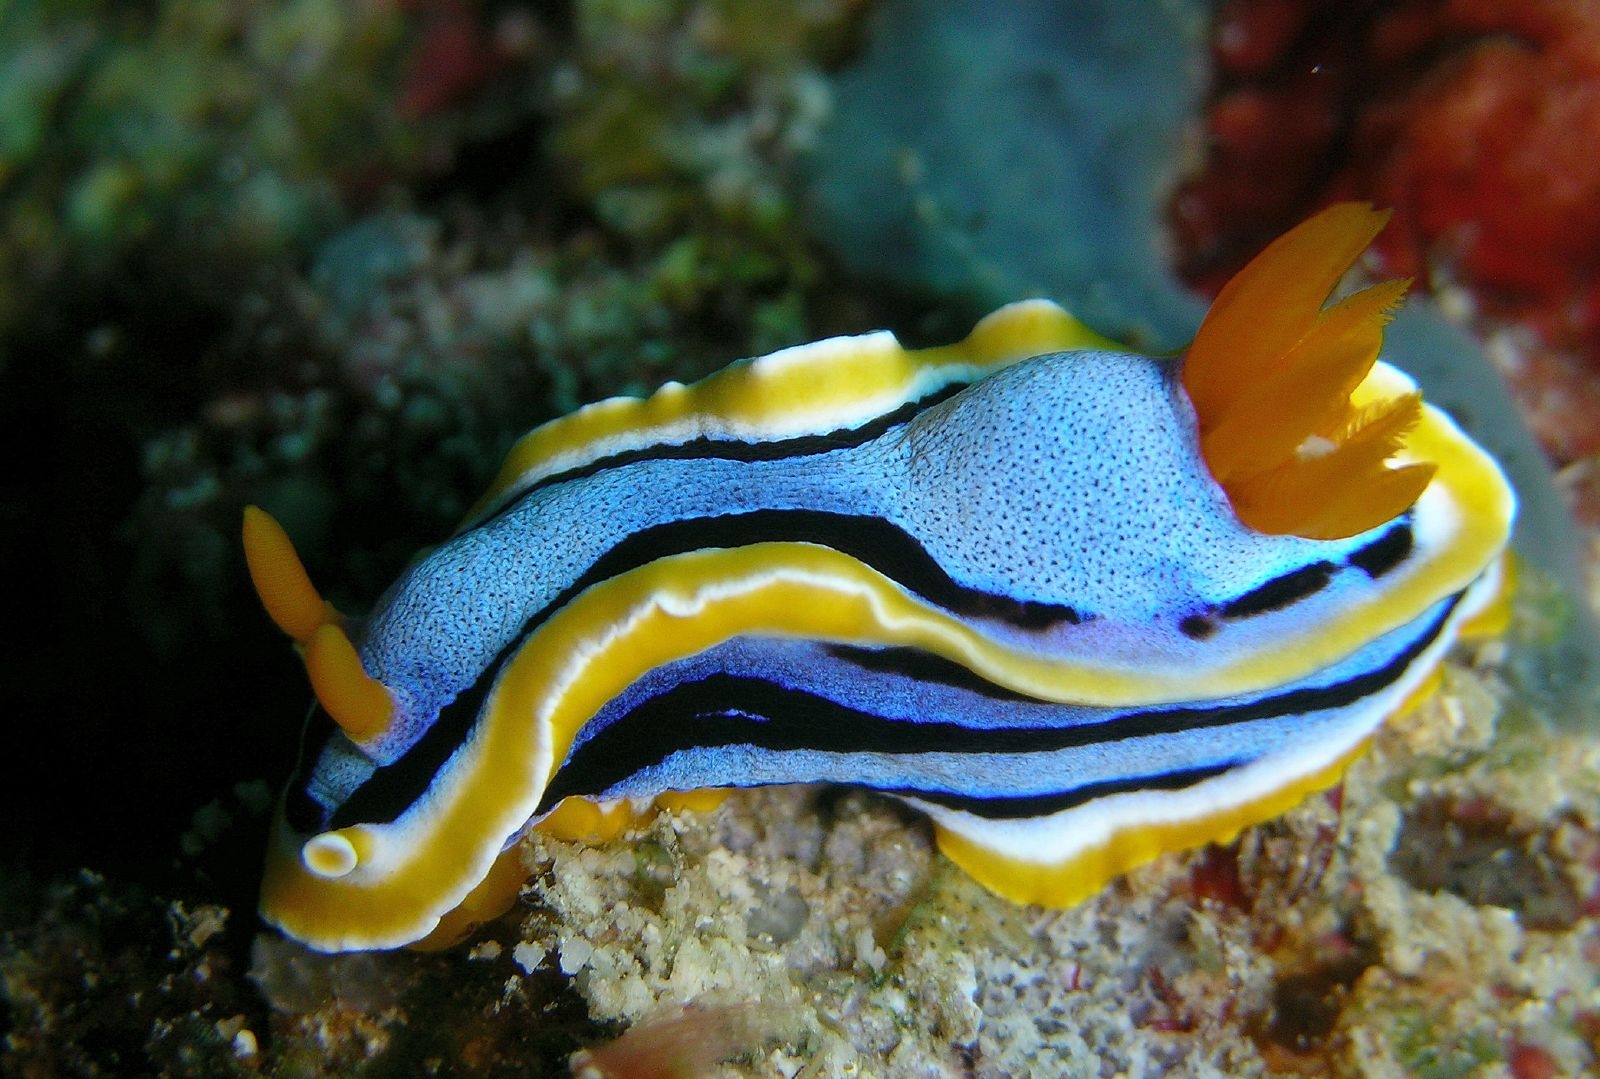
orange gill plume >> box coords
[1181,202,1437,540]
[242,506,395,742]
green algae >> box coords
[1386,1008,1501,1079]
[0,0,411,340]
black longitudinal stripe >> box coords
[824,644,1038,701]
[322,509,1080,831]
[589,511,1082,630]
[1348,522,1414,579]
[530,594,1458,820]
[1221,561,1337,619]
[895,761,1235,819]
[472,382,971,530]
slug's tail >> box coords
[1182,203,1437,540]
[242,506,395,743]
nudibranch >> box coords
[248,204,1514,952]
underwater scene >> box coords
[2,1,1599,1075]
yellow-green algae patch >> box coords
[512,647,1600,1077]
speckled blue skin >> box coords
[297,349,1428,825]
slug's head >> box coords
[241,507,399,867]
[1182,202,1433,541]
[244,508,518,951]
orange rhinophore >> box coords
[242,505,337,644]
[243,506,393,743]
[304,623,394,742]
